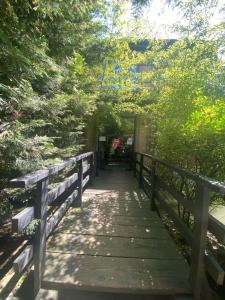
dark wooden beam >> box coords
[47,173,78,204]
[12,207,34,233]
[10,170,49,188]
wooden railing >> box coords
[134,152,225,300]
[3,151,96,299]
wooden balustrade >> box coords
[4,151,96,299]
[3,150,225,300]
[134,152,225,299]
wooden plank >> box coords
[47,234,180,259]
[82,190,150,206]
[48,152,93,175]
[55,223,169,239]
[10,169,49,188]
[43,254,191,294]
[80,195,152,213]
[48,158,76,175]
[208,214,225,244]
[64,204,161,219]
[112,215,161,226]
[13,245,33,274]
[73,189,149,204]
[78,152,94,160]
[60,212,163,228]
[82,175,90,188]
[12,207,34,233]
[63,206,158,218]
[47,173,78,204]
[46,190,78,237]
[81,199,150,211]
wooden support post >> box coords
[75,159,83,207]
[99,151,103,169]
[89,153,94,186]
[150,161,156,211]
[139,154,144,188]
[95,151,99,176]
[133,152,137,177]
[34,175,49,298]
[190,184,210,300]
[98,151,101,170]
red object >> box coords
[112,138,121,150]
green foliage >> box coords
[96,1,225,183]
[0,0,105,217]
[140,39,225,181]
[0,0,224,218]
[131,0,151,17]
[24,219,40,236]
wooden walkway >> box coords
[41,164,191,299]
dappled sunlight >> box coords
[1,0,224,298]
[44,253,190,293]
[43,166,190,295]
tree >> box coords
[0,0,105,218]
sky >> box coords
[120,0,225,39]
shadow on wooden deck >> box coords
[16,163,192,299]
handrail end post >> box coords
[190,184,210,300]
[34,175,49,298]
[133,152,137,177]
[150,161,156,211]
[95,151,99,176]
[74,159,83,207]
[89,152,94,186]
[139,154,144,188]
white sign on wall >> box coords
[99,136,106,142]
[127,137,133,145]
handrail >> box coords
[134,151,225,300]
[1,151,97,300]
[139,152,225,194]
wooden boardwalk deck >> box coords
[41,164,191,298]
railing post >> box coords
[139,154,144,188]
[150,161,156,211]
[75,158,83,207]
[34,175,49,298]
[190,183,210,300]
[133,152,137,177]
[89,153,94,186]
[95,151,99,176]
[99,151,104,169]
